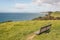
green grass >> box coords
[51,12,60,17]
[0,20,60,40]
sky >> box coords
[0,0,60,13]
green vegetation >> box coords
[0,20,60,40]
[51,11,60,17]
[33,11,60,20]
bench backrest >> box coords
[40,24,52,33]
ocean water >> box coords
[0,13,46,22]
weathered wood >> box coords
[35,24,52,35]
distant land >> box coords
[32,11,60,20]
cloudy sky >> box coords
[0,0,60,13]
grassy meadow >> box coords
[51,12,60,17]
[0,20,60,40]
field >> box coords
[0,20,60,40]
[51,12,60,17]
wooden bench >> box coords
[35,23,52,35]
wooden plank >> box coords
[35,24,52,35]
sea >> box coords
[0,13,46,22]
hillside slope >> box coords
[33,11,60,20]
[51,11,60,17]
[0,20,60,40]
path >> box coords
[26,33,36,40]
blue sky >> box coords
[0,0,60,13]
[0,0,15,12]
[0,0,14,8]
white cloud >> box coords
[15,3,36,9]
[15,3,28,9]
[32,0,42,5]
[7,0,60,13]
[33,0,60,5]
[0,0,60,13]
[32,0,60,11]
[15,3,54,12]
[15,3,43,13]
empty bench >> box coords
[35,23,52,35]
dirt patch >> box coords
[26,33,36,40]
